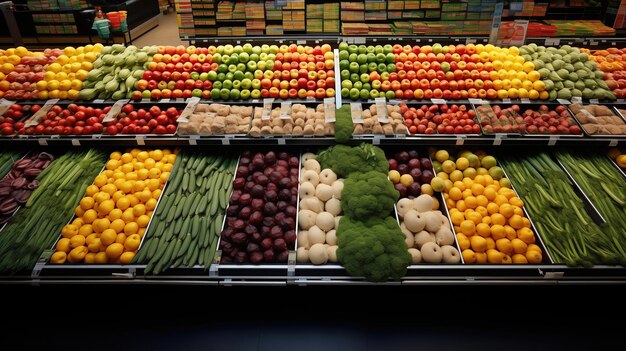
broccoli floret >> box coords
[317,143,388,178]
[342,170,398,220]
[336,216,411,282]
[334,104,353,144]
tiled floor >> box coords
[133,11,186,47]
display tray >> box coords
[249,101,335,138]
[570,105,626,139]
[400,102,481,137]
[475,104,526,137]
[608,156,626,180]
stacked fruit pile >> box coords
[50,149,175,264]
[37,45,103,100]
[104,105,180,135]
[0,104,38,136]
[477,104,582,135]
[0,47,62,100]
[177,103,252,135]
[430,149,543,264]
[17,104,105,136]
[584,47,626,99]
[400,104,479,134]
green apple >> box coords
[366,53,376,63]
[383,45,392,54]
[240,89,250,99]
[225,72,234,81]
[199,72,208,81]
[348,53,357,62]
[357,54,367,64]
[372,80,381,90]
[265,61,274,70]
[241,78,252,89]
[250,89,261,98]
[238,52,249,63]
[366,46,375,53]
[353,81,363,90]
[349,62,360,73]
[349,88,360,100]
[190,72,200,80]
[339,51,349,61]
[141,90,151,99]
[359,64,368,74]
[221,54,230,64]
[216,73,226,82]
[341,70,350,81]
[250,53,259,62]
[441,62,451,72]
[215,46,224,54]
[243,72,253,80]
[432,43,442,54]
[341,80,353,89]
[261,44,270,53]
[219,88,230,100]
[232,80,242,90]
[360,73,370,83]
[378,63,387,72]
[341,88,349,97]
[223,80,233,90]
[381,72,390,80]
[229,89,240,100]
[358,45,367,54]
[267,53,275,61]
[259,52,268,61]
[362,82,371,91]
[252,46,262,55]
[339,42,349,51]
[385,91,395,100]
[368,62,378,72]
[348,45,358,54]
[385,53,395,64]
[227,64,237,73]
[254,70,263,79]
[374,45,383,54]
[359,89,369,99]
[236,63,246,72]
[229,54,239,65]
[233,45,242,54]
[339,60,349,70]
[247,61,257,71]
[269,45,278,54]
[210,88,220,99]
[257,61,266,71]
[350,73,360,84]
[243,43,253,53]
[387,63,396,72]
[207,71,218,81]
[233,71,244,81]
[251,79,261,89]
[213,81,223,90]
[213,53,222,63]
[369,89,380,99]
[192,88,202,98]
[217,64,228,73]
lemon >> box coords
[35,80,47,91]
[58,80,72,91]
[70,79,82,90]
[67,89,80,100]
[47,80,60,90]
[47,90,60,99]
[63,46,76,56]
[43,71,55,81]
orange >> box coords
[87,238,102,253]
[471,184,485,196]
[80,197,95,210]
[494,194,509,206]
[94,192,110,204]
[138,228,146,237]
[460,220,476,236]
[101,229,117,246]
[95,251,108,263]
[490,224,506,240]
[93,174,108,187]
[147,178,161,192]
[50,252,67,264]
[159,172,169,185]
[490,213,506,226]
[78,224,93,237]
[112,190,126,203]
[475,206,488,218]
[512,206,524,216]
[55,238,71,253]
[457,233,470,250]
[526,250,542,264]
[455,200,467,212]
[133,204,146,217]
[84,252,97,264]
[462,177,474,189]
[486,203,500,215]
[511,238,528,254]
[137,169,149,180]
[93,218,110,233]
[124,222,139,235]
[453,181,466,191]
[145,198,157,211]
[449,187,463,201]
[446,199,456,209]
[475,252,487,263]
[116,233,127,244]
[124,234,141,251]
[137,215,150,228]
[120,181,133,194]
[122,208,135,223]
[466,211,482,225]
[462,249,476,263]
[69,235,86,249]
[528,244,542,253]
[85,185,99,197]
[505,225,517,241]
[476,223,491,238]
[110,219,126,233]
[502,255,512,264]
[68,246,88,263]
[485,237,496,250]
[101,183,117,195]
[82,209,97,224]
[476,195,488,207]
[75,205,85,217]
[462,189,473,198]
[499,204,515,218]
[465,196,478,209]
[496,238,512,255]
[116,197,131,211]
[105,243,124,260]
[470,235,487,253]
[481,216,492,225]
[483,187,497,201]
[128,195,139,207]
[508,214,524,229]
[474,175,486,186]
[119,251,135,265]
[512,254,528,264]
[486,249,503,264]
[138,189,153,203]
[517,227,535,244]
[98,199,115,216]
[509,197,524,207]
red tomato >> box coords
[166,124,177,134]
[122,104,134,114]
[149,106,161,117]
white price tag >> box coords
[161,98,170,103]
[590,40,599,46]
[589,99,599,104]
[350,103,364,123]
[141,99,151,103]
[277,138,286,145]
[375,97,388,123]
[557,99,571,105]
[38,138,48,146]
[262,98,274,120]
[372,135,382,145]
[571,97,583,104]
[456,136,466,145]
[71,139,80,146]
[221,138,230,145]
[521,98,531,104]
[609,139,619,147]
[548,136,559,146]
[93,99,105,104]
[617,99,625,104]
[354,37,366,44]
[0,99,13,116]
[545,38,560,46]
[297,40,306,45]
[91,134,101,139]
[324,98,336,123]
[136,136,145,146]
[279,101,292,119]
[465,38,476,44]
[431,98,447,105]
[25,99,59,127]
[502,98,512,104]
[493,134,506,146]
[189,138,197,145]
[306,96,316,102]
[469,98,486,105]
[177,97,200,123]
[103,99,129,123]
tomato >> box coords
[44,126,53,134]
[156,115,169,125]
[30,105,41,113]
[10,104,22,111]
[137,109,147,119]
[86,117,99,126]
[122,104,134,114]
[14,122,23,129]
[74,111,86,121]
[73,126,84,135]
[1,126,13,135]
[136,119,147,127]
[51,105,62,114]
[165,107,178,118]
[92,123,103,133]
[65,116,76,126]
[92,108,102,116]
[52,126,63,134]
[149,106,161,117]
[141,125,151,134]
[148,119,159,128]
[102,106,111,114]
[128,111,138,120]
[106,125,118,135]
[67,104,78,112]
[46,111,56,120]
[166,124,177,134]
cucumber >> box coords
[180,233,192,257]
[171,238,183,259]
[181,193,194,218]
[195,157,207,175]
[191,155,202,170]
[133,239,150,263]
[166,204,177,224]
[174,198,185,219]
[182,172,189,192]
[180,218,191,237]
[191,215,200,239]
[190,193,203,214]
[163,223,175,242]
[158,240,176,267]
[147,237,160,260]
[155,194,169,216]
[195,169,204,187]
[209,194,219,216]
[173,217,183,234]
[171,255,184,269]
[196,193,208,215]
[213,213,224,237]
[187,244,200,267]
[189,171,197,193]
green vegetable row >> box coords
[134,152,237,274]
[0,151,23,179]
[0,150,106,273]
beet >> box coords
[242,151,252,158]
[276,250,289,263]
[280,217,295,231]
[221,241,233,254]
[264,202,278,216]
[276,200,288,211]
[289,168,299,176]
[251,198,264,211]
[239,156,251,165]
[253,152,264,161]
[420,157,432,169]
[263,216,275,227]
[236,166,249,178]
[227,205,239,216]
[256,174,269,186]
[251,184,264,199]
[288,156,299,168]
[265,151,276,164]
[263,167,274,177]
[222,227,234,240]
[246,242,260,253]
[274,212,286,224]
[251,157,265,171]
[232,219,245,231]
[265,190,278,202]
[221,256,233,264]
[263,249,275,262]
[270,225,283,239]
[239,193,252,205]
[275,165,288,177]
[277,160,288,168]
[261,226,271,237]
[284,230,296,245]
[249,211,263,225]
[278,189,291,201]
[239,206,251,219]
[261,238,273,250]
[273,238,287,251]
[290,195,298,206]
[233,177,245,190]
[244,181,255,192]
[250,251,264,264]
[244,224,257,235]
[278,177,291,189]
[408,150,419,159]
[269,171,282,184]
[267,183,278,192]
[231,232,247,246]
[420,169,434,184]
[251,232,262,243]
[278,152,289,160]
[235,251,248,264]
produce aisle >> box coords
[0,41,625,285]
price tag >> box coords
[287,251,296,277]
[502,98,512,104]
[617,99,625,104]
[351,103,364,123]
[91,134,101,139]
[431,98,447,105]
[103,99,129,123]
[548,135,559,146]
[93,99,105,104]
[590,40,599,46]
[38,138,48,146]
[465,38,476,44]
[221,138,230,145]
[0,99,13,116]
[612,42,617,46]
[261,98,274,120]
[306,96,316,102]
[296,40,306,45]
[279,101,292,119]
[493,134,506,146]
[277,138,286,145]
[521,98,531,104]
[545,38,560,46]
[26,99,59,127]
[141,98,151,103]
[571,97,583,104]
[372,135,382,145]
[31,249,53,278]
[354,37,366,44]
[189,138,197,145]
[161,98,170,103]
[589,99,599,104]
[71,139,80,146]
[375,97,388,123]
[456,135,466,146]
[557,99,571,105]
[177,97,200,123]
[324,98,336,123]
[136,136,145,146]
[469,98,486,105]
[609,139,619,147]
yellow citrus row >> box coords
[430,149,543,264]
[50,149,176,265]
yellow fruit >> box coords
[124,234,142,251]
[441,160,456,173]
[487,249,503,264]
[490,224,506,240]
[511,238,528,254]
[56,238,72,253]
[449,170,463,183]
[124,222,139,235]
[430,177,445,192]
[119,251,135,265]
[470,235,487,253]
[450,211,465,226]
[112,191,126,203]
[399,174,414,186]
[152,149,164,161]
[132,204,146,217]
[517,227,536,245]
[110,219,126,233]
[137,215,150,228]
[98,199,115,216]
[82,209,97,224]
[116,233,127,244]
[93,218,110,233]
[462,249,476,263]
[105,243,124,261]
[67,246,88,263]
[460,220,476,236]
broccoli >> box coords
[336,216,411,282]
[341,170,399,220]
[334,104,353,144]
[316,143,388,178]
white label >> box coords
[456,136,466,145]
[375,97,388,123]
[93,99,105,103]
[297,40,306,45]
[493,134,506,146]
[545,38,560,46]
[548,136,559,146]
[136,136,145,146]
[26,99,59,127]
[571,97,583,104]
[557,99,571,105]
[609,139,619,147]
[71,139,80,146]
[91,134,101,139]
[324,98,336,123]
[521,98,531,104]
[306,96,316,101]
[465,38,476,44]
[350,103,364,123]
[469,98,486,105]
[177,97,200,123]
[590,99,599,104]
[372,135,382,145]
[502,98,512,104]
[103,99,129,123]
[612,42,617,46]
[280,101,292,119]
[161,98,170,103]
[618,99,625,104]
[354,37,366,44]
[590,40,599,46]
[0,99,13,116]
[431,98,447,104]
[262,98,274,120]
[189,138,197,145]
[277,138,285,145]
[221,138,230,145]
[38,138,48,146]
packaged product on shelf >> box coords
[177,103,252,135]
[249,103,334,137]
[569,103,626,136]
